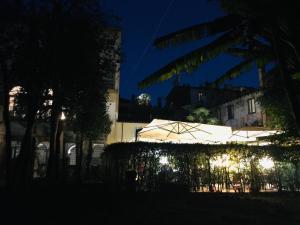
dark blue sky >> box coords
[102,0,258,105]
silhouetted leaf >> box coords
[139,30,243,88]
[154,15,242,48]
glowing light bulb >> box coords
[259,157,274,170]
[60,112,66,120]
[159,156,169,165]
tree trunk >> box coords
[0,62,13,188]
[250,160,260,193]
[61,132,67,183]
[75,133,83,183]
[85,138,93,180]
[14,105,37,188]
[46,96,60,181]
[207,156,212,191]
[258,66,265,90]
[54,120,62,180]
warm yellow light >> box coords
[229,164,239,173]
[210,154,230,168]
[159,156,169,165]
[259,157,274,170]
[60,112,66,120]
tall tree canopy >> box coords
[139,0,300,135]
[0,0,118,186]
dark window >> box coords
[198,92,203,103]
[248,98,256,114]
[227,105,234,120]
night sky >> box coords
[102,0,259,105]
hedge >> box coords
[103,142,300,192]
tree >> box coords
[36,0,116,182]
[137,93,151,106]
[258,79,300,143]
[138,0,300,135]
[185,106,220,125]
[67,77,112,182]
[0,0,27,186]
[0,0,117,186]
[13,9,51,186]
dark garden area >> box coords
[2,189,300,225]
[1,0,300,224]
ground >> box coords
[2,185,300,225]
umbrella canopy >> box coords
[228,127,280,144]
[137,119,232,144]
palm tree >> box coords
[138,0,300,135]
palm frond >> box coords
[213,58,256,86]
[213,54,274,86]
[154,15,242,48]
[226,48,258,58]
[139,30,243,88]
[227,43,273,60]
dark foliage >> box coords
[103,142,300,192]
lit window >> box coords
[248,98,256,114]
[227,105,234,120]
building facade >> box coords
[165,84,257,122]
[212,91,265,129]
[166,85,255,108]
[103,29,148,146]
[103,28,121,138]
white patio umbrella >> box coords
[227,126,280,144]
[137,119,232,144]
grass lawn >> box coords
[1,185,300,225]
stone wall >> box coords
[212,92,265,129]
